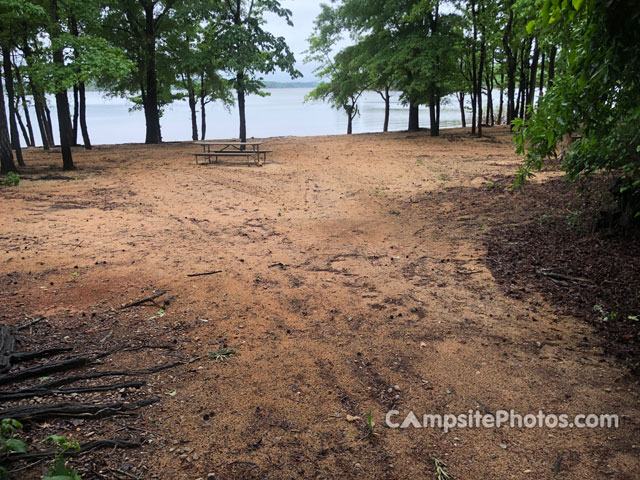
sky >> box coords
[263,1,327,82]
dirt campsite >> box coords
[1,127,639,479]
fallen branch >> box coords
[0,356,90,386]
[536,269,591,284]
[32,361,185,390]
[0,397,160,422]
[10,347,73,364]
[0,380,145,401]
[186,270,223,278]
[1,439,140,464]
[118,290,167,310]
[17,316,45,331]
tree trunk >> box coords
[49,0,74,170]
[470,0,478,135]
[2,46,24,166]
[548,46,556,89]
[44,101,55,146]
[14,101,30,146]
[237,72,247,144]
[186,76,198,141]
[497,71,504,125]
[346,111,353,135]
[0,62,18,174]
[476,6,486,138]
[30,84,49,149]
[457,92,466,128]
[142,6,162,144]
[13,63,35,146]
[78,82,91,149]
[502,0,516,127]
[382,86,390,133]
[539,52,545,97]
[200,74,207,140]
[408,102,419,132]
[528,37,540,113]
[72,85,79,146]
[429,95,439,137]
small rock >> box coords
[499,443,507,449]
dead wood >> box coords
[0,356,90,386]
[10,347,73,364]
[0,397,159,422]
[118,290,167,310]
[0,380,145,401]
[186,270,223,277]
[0,439,141,464]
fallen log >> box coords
[0,380,145,401]
[0,356,90,386]
[0,439,140,464]
[0,397,160,422]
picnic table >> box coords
[193,141,271,167]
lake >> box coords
[20,88,472,146]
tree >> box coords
[306,46,368,135]
[515,0,640,226]
[0,58,17,174]
[101,0,181,144]
[218,0,299,143]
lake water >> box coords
[20,88,472,146]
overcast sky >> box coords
[263,1,327,82]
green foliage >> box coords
[208,348,236,360]
[42,435,82,480]
[0,419,26,454]
[515,0,640,219]
[1,172,19,186]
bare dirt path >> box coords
[1,127,638,479]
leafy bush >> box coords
[1,172,20,187]
[515,0,640,226]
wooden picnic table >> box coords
[193,141,271,166]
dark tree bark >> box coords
[78,82,91,149]
[0,61,18,174]
[13,63,35,146]
[44,101,56,147]
[72,85,79,146]
[200,74,207,140]
[497,71,504,125]
[141,1,162,144]
[408,102,419,132]
[186,75,198,141]
[14,101,30,146]
[502,0,516,127]
[49,0,74,170]
[378,86,390,133]
[22,42,51,149]
[539,52,545,97]
[456,92,466,128]
[429,96,439,136]
[475,1,486,137]
[548,46,557,89]
[2,46,24,166]
[236,71,247,144]
[527,37,540,114]
[470,0,478,135]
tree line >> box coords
[0,0,299,173]
[305,0,561,138]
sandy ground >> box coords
[1,127,639,479]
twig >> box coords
[17,316,45,331]
[186,270,223,278]
[118,291,167,310]
[0,439,141,464]
[536,269,591,284]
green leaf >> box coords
[3,438,26,453]
[572,0,585,10]
[526,20,536,35]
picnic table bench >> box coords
[193,141,271,166]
